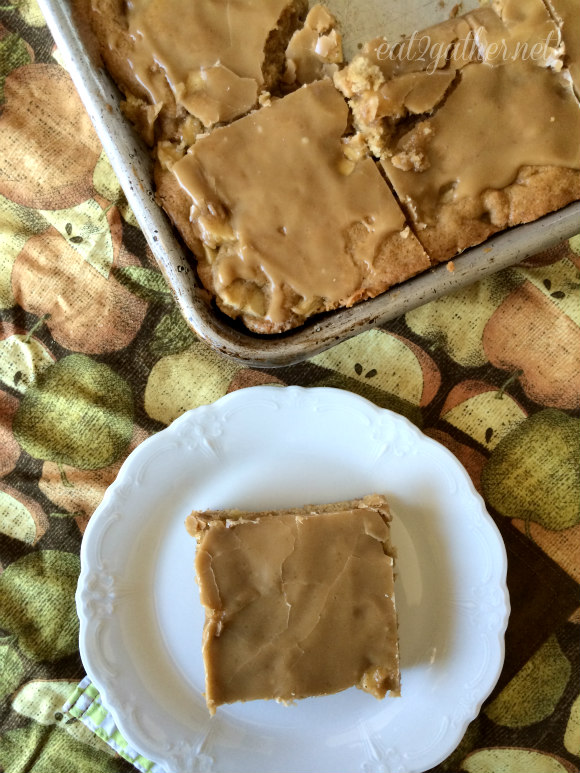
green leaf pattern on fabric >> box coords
[15,0,46,27]
[0,11,579,773]
[0,31,31,101]
[112,265,171,303]
[482,410,580,531]
[0,551,80,661]
[461,748,576,773]
[149,307,197,358]
[485,636,571,728]
[0,723,125,773]
[564,693,580,757]
[0,638,25,701]
[14,355,134,470]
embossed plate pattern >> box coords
[77,386,510,773]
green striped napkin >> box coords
[63,677,162,773]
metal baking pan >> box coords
[38,0,580,367]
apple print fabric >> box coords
[0,6,580,773]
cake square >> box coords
[186,495,400,715]
[159,79,430,333]
[380,58,580,263]
[334,0,580,264]
[77,0,309,143]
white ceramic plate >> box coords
[77,386,510,773]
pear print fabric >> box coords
[0,5,580,773]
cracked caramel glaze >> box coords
[187,495,400,715]
[334,0,580,264]
[125,0,297,126]
[383,60,580,223]
[171,79,428,330]
[83,0,580,332]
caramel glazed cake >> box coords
[77,0,580,333]
[186,496,400,714]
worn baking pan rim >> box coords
[39,0,580,368]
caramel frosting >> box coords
[172,80,416,326]
[334,0,566,154]
[333,16,482,154]
[82,0,580,329]
[333,0,578,222]
[362,15,480,81]
[284,5,343,85]
[361,69,456,124]
[187,496,400,714]
[125,0,294,127]
[356,0,561,79]
[467,0,563,69]
[382,60,580,223]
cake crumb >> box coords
[446,260,455,272]
[341,132,368,162]
[284,5,343,85]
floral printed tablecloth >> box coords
[0,3,579,772]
